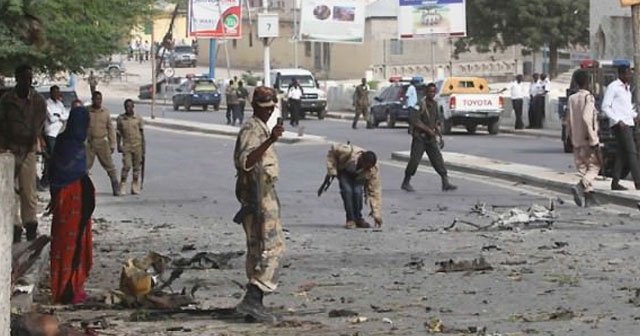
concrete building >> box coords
[197,0,522,81]
[590,0,633,60]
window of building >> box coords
[304,42,311,57]
[390,39,403,55]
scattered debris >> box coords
[500,259,527,266]
[173,251,245,270]
[447,201,556,232]
[181,244,196,252]
[425,319,489,334]
[11,236,51,288]
[382,317,393,324]
[297,281,318,293]
[435,257,493,273]
[629,289,640,307]
[512,307,576,322]
[371,304,393,313]
[481,245,502,252]
[349,316,368,324]
[328,309,359,318]
[404,256,425,270]
[538,241,569,250]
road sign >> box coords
[258,13,279,38]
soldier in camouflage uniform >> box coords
[352,78,370,129]
[0,65,47,243]
[326,143,383,228]
[116,99,144,195]
[233,86,285,323]
[87,91,120,196]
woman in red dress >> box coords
[48,102,95,304]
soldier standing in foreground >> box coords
[352,78,370,129]
[401,82,457,192]
[87,91,119,196]
[233,86,285,323]
[116,99,145,195]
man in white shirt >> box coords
[601,65,640,190]
[287,79,303,127]
[509,75,525,129]
[40,85,68,189]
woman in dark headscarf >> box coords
[49,101,96,304]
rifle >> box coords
[140,134,146,190]
[317,175,334,197]
[233,166,265,244]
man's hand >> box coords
[117,146,123,153]
[110,147,115,154]
[438,135,445,149]
[269,124,285,142]
[374,217,383,228]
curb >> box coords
[391,151,640,210]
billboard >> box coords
[299,0,365,43]
[188,0,242,38]
[398,0,466,39]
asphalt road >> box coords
[67,121,640,335]
[103,97,573,174]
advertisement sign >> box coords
[188,0,242,38]
[398,0,466,39]
[299,0,365,43]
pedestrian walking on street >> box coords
[567,71,601,207]
[236,80,249,125]
[509,75,525,129]
[324,143,383,229]
[233,86,285,323]
[287,79,303,127]
[225,80,239,125]
[0,64,47,243]
[49,104,95,304]
[529,74,546,129]
[116,99,145,195]
[352,78,370,129]
[602,65,640,190]
[88,71,98,95]
[401,82,457,192]
[41,85,69,191]
[87,91,120,196]
[143,40,151,61]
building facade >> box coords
[590,0,633,60]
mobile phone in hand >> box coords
[277,117,283,126]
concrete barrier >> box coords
[0,153,15,336]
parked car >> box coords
[436,77,504,135]
[94,56,126,78]
[562,59,635,178]
[271,68,327,119]
[170,45,197,68]
[172,78,221,111]
[368,77,427,128]
[36,86,78,109]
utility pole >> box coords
[262,0,271,86]
[293,0,299,68]
[151,20,156,120]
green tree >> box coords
[455,0,589,78]
[0,0,158,75]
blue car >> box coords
[368,82,427,128]
[172,79,221,111]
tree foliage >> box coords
[0,0,158,75]
[455,0,590,77]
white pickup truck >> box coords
[435,77,504,135]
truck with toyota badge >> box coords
[435,77,504,135]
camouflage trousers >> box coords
[242,186,285,293]
[573,146,600,193]
[87,137,118,181]
[121,145,143,180]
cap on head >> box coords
[252,86,278,108]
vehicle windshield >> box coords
[194,82,218,92]
[280,75,316,88]
[174,46,194,54]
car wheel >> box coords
[442,119,453,135]
[108,67,120,79]
[317,108,327,120]
[386,111,396,128]
[488,118,500,135]
[466,124,477,134]
[192,62,197,68]
[213,103,220,111]
[202,105,208,111]
[185,100,192,111]
[173,102,179,111]
[367,112,377,128]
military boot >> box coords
[25,222,38,241]
[13,225,23,244]
[570,182,585,207]
[131,175,141,195]
[236,284,279,324]
[584,192,601,208]
[111,178,120,196]
[119,177,128,196]
[401,174,415,192]
[355,218,371,228]
[441,177,458,192]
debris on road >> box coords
[447,201,556,232]
[512,307,576,322]
[405,256,426,270]
[173,251,245,269]
[435,257,493,273]
[328,309,359,318]
[12,236,51,288]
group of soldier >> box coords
[232,79,457,322]
[0,65,145,244]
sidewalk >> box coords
[391,150,640,209]
[114,114,326,144]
